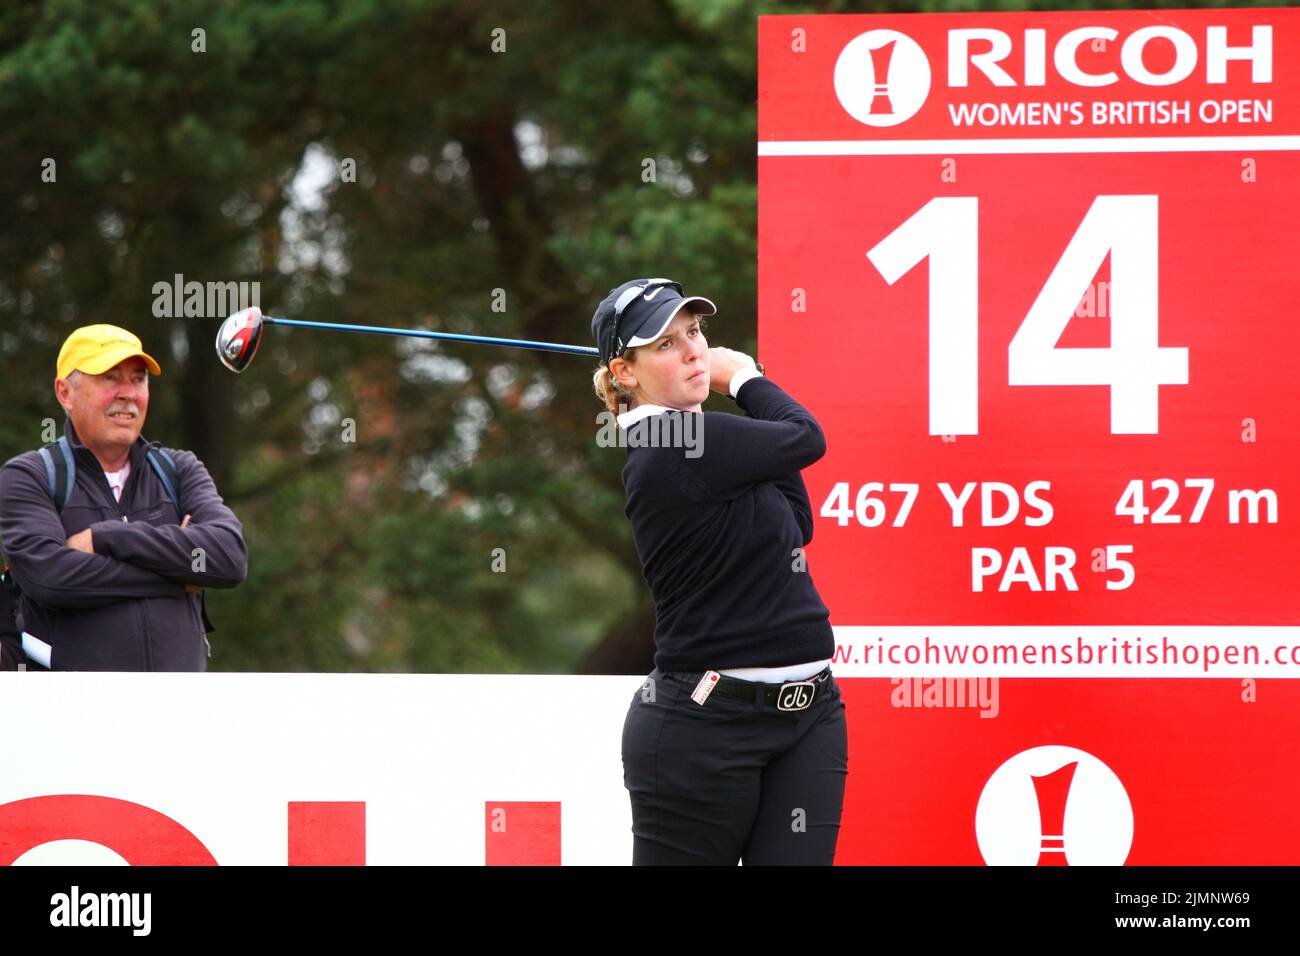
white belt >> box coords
[717,657,831,683]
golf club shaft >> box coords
[263,316,599,357]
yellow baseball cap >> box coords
[56,325,162,381]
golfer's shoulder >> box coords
[622,432,707,496]
[699,406,784,442]
[622,437,679,475]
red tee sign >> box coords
[759,9,1300,863]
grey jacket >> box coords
[0,421,247,670]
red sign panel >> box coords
[760,8,1300,643]
[758,8,1300,862]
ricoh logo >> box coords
[835,24,1272,126]
[948,25,1272,89]
[834,30,931,127]
[975,745,1133,866]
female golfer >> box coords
[591,277,848,866]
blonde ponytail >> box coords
[593,350,638,416]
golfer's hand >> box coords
[708,347,757,395]
[66,528,94,554]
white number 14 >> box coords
[866,195,1189,435]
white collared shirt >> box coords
[102,461,131,502]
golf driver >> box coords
[215,307,598,373]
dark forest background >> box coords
[0,0,1273,672]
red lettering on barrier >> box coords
[485,801,561,866]
[0,795,217,865]
[288,801,366,865]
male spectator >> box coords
[0,325,247,670]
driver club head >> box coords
[216,307,266,373]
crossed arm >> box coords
[0,457,188,609]
[0,451,248,610]
[88,450,248,589]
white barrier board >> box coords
[0,674,641,865]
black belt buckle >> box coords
[775,679,817,712]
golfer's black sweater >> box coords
[621,377,834,673]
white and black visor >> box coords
[624,294,717,348]
[593,278,717,366]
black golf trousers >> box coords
[621,666,849,865]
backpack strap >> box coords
[36,439,181,517]
[145,445,182,516]
[37,436,75,513]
